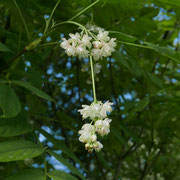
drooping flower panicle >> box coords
[61,25,117,61]
[60,24,115,153]
[78,101,113,152]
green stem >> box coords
[44,20,85,38]
[39,42,60,47]
[13,0,30,42]
[43,0,61,34]
[90,55,97,103]
[117,40,151,49]
[69,0,100,21]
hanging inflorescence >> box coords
[60,24,117,153]
[61,24,116,60]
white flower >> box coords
[82,123,94,131]
[108,38,117,49]
[66,46,76,56]
[103,101,113,112]
[76,45,89,59]
[99,101,113,119]
[97,30,110,42]
[82,34,92,48]
[69,33,81,43]
[78,124,96,143]
[92,41,104,49]
[85,141,103,153]
[95,118,112,136]
[91,39,117,60]
[101,43,112,57]
[61,38,76,57]
[91,48,102,61]
[61,38,70,49]
[87,103,102,119]
[94,141,103,152]
[94,63,102,75]
[78,105,90,119]
[78,101,113,120]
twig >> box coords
[69,0,100,21]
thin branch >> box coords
[43,0,62,34]
[69,0,100,21]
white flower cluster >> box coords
[91,30,116,60]
[78,101,113,153]
[60,25,116,60]
[61,33,92,59]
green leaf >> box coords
[46,150,85,180]
[0,42,11,52]
[4,169,46,180]
[39,129,85,170]
[0,79,7,84]
[26,94,47,114]
[113,51,132,72]
[146,72,163,88]
[133,97,150,112]
[158,0,180,7]
[48,170,78,180]
[0,110,33,137]
[0,85,21,118]
[11,80,54,102]
[145,42,180,64]
[0,140,44,162]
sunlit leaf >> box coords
[0,140,43,162]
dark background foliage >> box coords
[0,0,180,179]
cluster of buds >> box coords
[60,25,116,60]
[78,101,113,152]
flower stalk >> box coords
[90,55,97,103]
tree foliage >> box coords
[0,0,180,179]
